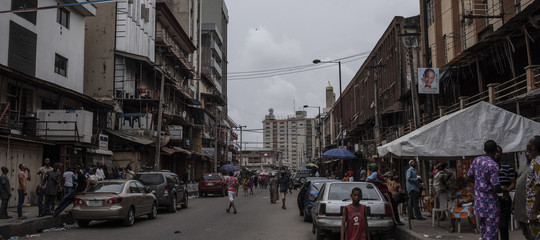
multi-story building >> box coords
[263,109,316,170]
[0,0,108,206]
[238,148,281,170]
[84,0,202,177]
[199,0,231,173]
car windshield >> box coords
[203,175,221,181]
[328,183,381,201]
[134,174,165,185]
[87,182,125,193]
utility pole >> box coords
[238,125,246,167]
[367,56,386,145]
[214,114,220,173]
[154,65,166,171]
[401,32,422,128]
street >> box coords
[35,188,315,240]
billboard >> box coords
[418,68,439,94]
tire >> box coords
[315,225,325,240]
[168,195,177,213]
[299,208,304,216]
[123,207,135,226]
[199,192,203,197]
[77,220,90,227]
[312,223,316,234]
[181,192,188,209]
[148,202,157,219]
[303,208,311,222]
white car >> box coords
[311,182,394,239]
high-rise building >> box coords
[263,109,316,170]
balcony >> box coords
[211,58,222,78]
[210,40,223,61]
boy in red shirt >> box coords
[341,187,370,240]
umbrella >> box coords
[306,163,319,169]
[322,148,356,159]
[218,164,239,172]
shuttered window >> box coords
[8,21,37,76]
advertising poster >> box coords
[418,68,439,94]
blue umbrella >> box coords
[322,148,356,159]
[218,164,239,172]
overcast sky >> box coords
[224,0,420,148]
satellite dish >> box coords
[182,111,187,118]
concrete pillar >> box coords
[439,106,444,118]
[487,83,498,104]
[525,66,539,93]
[459,97,467,109]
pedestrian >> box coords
[53,165,83,217]
[0,167,12,219]
[42,163,61,216]
[96,163,105,180]
[526,136,540,239]
[269,173,279,203]
[384,172,405,225]
[494,145,516,240]
[225,171,238,214]
[433,162,451,221]
[17,163,31,220]
[63,166,75,196]
[278,171,290,209]
[515,138,534,240]
[406,159,425,220]
[36,158,52,217]
[357,167,367,182]
[467,140,508,240]
[249,175,254,195]
[85,168,99,191]
[340,187,370,240]
[242,177,249,197]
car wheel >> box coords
[312,222,316,234]
[123,207,135,226]
[199,192,203,197]
[303,208,311,222]
[148,202,158,219]
[77,220,90,227]
[168,195,177,213]
[181,192,188,208]
[315,225,325,240]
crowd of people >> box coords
[0,160,136,220]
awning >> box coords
[0,134,56,145]
[173,146,192,155]
[87,148,114,156]
[107,129,154,145]
[377,101,540,158]
[162,147,192,155]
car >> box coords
[133,171,188,213]
[297,178,341,222]
[71,179,158,227]
[292,171,310,189]
[311,182,394,240]
[198,173,227,197]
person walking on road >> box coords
[17,163,31,220]
[54,165,81,217]
[406,160,425,220]
[225,171,238,214]
[269,173,278,203]
[42,163,61,216]
[515,138,534,240]
[278,171,290,209]
[63,167,75,196]
[341,187,370,240]
[526,136,540,239]
[0,167,12,219]
[467,140,507,240]
[36,158,52,217]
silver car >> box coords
[311,182,394,239]
[71,179,158,227]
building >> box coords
[199,0,231,173]
[84,0,203,177]
[238,148,281,170]
[0,0,108,207]
[263,109,316,171]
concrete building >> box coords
[0,0,110,207]
[263,109,316,171]
[238,148,281,170]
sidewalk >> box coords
[0,205,74,239]
[395,214,527,240]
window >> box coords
[54,54,68,76]
[12,0,37,24]
[427,0,434,26]
[57,7,70,28]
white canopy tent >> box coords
[377,101,540,159]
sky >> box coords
[224,0,420,148]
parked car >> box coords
[311,182,394,240]
[297,177,340,222]
[198,173,227,197]
[71,179,157,227]
[134,171,188,213]
[292,171,310,189]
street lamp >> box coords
[303,105,322,160]
[313,59,343,146]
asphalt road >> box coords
[35,187,316,240]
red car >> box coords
[198,173,227,197]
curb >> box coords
[0,214,74,239]
[395,225,427,240]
